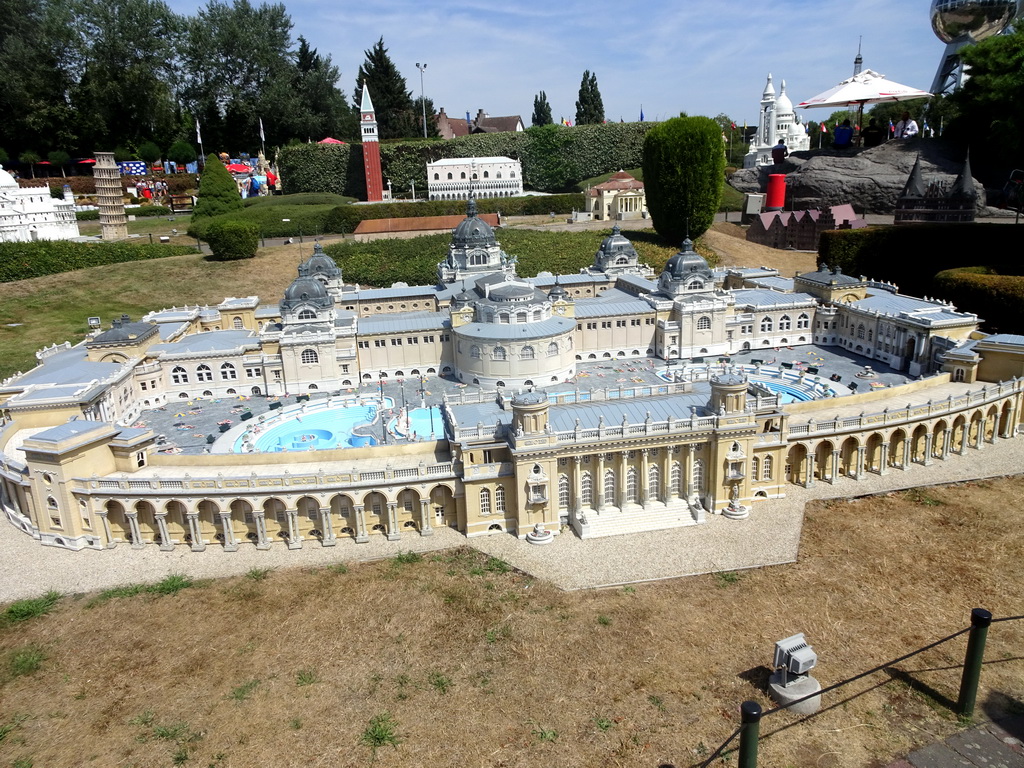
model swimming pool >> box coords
[390,406,443,439]
[232,397,394,453]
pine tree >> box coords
[575,71,605,125]
[532,91,553,126]
[192,154,244,220]
[353,37,418,140]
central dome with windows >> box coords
[450,198,497,248]
[281,275,332,312]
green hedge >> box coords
[187,203,338,239]
[278,122,654,196]
[241,192,353,208]
[322,227,689,288]
[205,220,258,261]
[0,241,199,283]
[323,194,585,234]
[76,205,173,221]
[933,268,1024,334]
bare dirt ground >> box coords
[1,479,1021,768]
[703,222,819,275]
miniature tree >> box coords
[192,153,244,220]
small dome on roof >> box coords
[665,238,710,278]
[548,280,567,300]
[282,275,332,311]
[0,165,17,188]
[298,242,341,279]
[450,196,497,249]
[490,281,534,301]
[775,80,793,114]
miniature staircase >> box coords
[579,501,699,538]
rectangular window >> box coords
[441,334,450,342]
[246,368,261,378]
[273,370,281,379]
[358,341,369,349]
[407,337,418,344]
[631,319,641,326]
[616,320,626,328]
[342,364,349,373]
[140,381,147,391]
[601,321,611,329]
[391,338,402,346]
[374,340,385,347]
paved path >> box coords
[888,716,1024,768]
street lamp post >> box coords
[415,62,428,138]
[410,179,415,201]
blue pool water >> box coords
[391,407,443,439]
[233,399,393,452]
[760,381,813,404]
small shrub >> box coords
[289,717,302,730]
[192,154,244,220]
[359,712,400,759]
[8,644,47,677]
[129,711,156,726]
[531,726,558,743]
[152,721,190,741]
[150,574,194,595]
[295,668,319,687]
[204,219,258,261]
[647,694,666,712]
[427,671,452,694]
[593,716,613,732]
[392,551,423,566]
[715,571,742,588]
[3,591,60,624]
[597,614,612,626]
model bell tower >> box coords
[359,84,384,202]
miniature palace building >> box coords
[1,202,1022,551]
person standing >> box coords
[894,111,918,139]
[771,139,789,164]
[861,118,885,148]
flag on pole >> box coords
[820,122,827,133]
[259,118,265,143]
[888,118,895,136]
[730,122,736,130]
[922,119,930,137]
[639,106,645,122]
[195,119,202,144]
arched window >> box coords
[686,279,704,290]
[470,345,481,359]
[301,349,319,364]
[697,316,711,330]
[220,363,237,380]
[483,171,489,178]
[495,486,507,515]
[510,171,516,178]
[499,312,510,324]
[581,471,593,507]
[857,324,865,339]
[763,455,773,480]
[496,172,502,179]
[954,368,965,382]
[626,468,638,503]
[558,474,569,508]
[196,364,213,382]
[692,459,705,491]
[751,456,760,480]
[547,342,559,357]
[533,309,543,321]
[433,173,439,180]
[797,313,810,329]
[648,465,659,497]
[779,315,791,330]
[493,346,506,361]
[447,172,453,180]
[460,172,466,179]
[479,488,491,515]
[232,317,243,329]
[604,470,615,504]
[520,346,535,360]
[671,461,683,495]
[760,317,773,333]
[171,366,188,384]
[516,311,527,323]
[298,309,316,320]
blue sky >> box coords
[167,0,947,125]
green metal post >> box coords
[957,608,992,718]
[738,700,762,768]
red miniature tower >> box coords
[359,84,384,202]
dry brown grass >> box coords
[1,478,1022,768]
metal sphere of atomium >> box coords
[930,0,1022,44]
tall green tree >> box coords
[532,91,553,126]
[285,36,357,142]
[642,115,725,243]
[949,25,1024,177]
[575,70,605,126]
[353,37,418,140]
[412,96,440,139]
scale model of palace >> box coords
[1,202,1022,552]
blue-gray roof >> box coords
[747,276,795,291]
[616,274,658,293]
[156,321,189,340]
[1,346,121,391]
[574,299,653,318]
[852,294,976,324]
[26,420,112,445]
[454,316,575,341]
[358,312,450,335]
[732,289,817,308]
[981,334,1024,347]
[350,285,439,301]
[448,401,510,428]
[150,330,257,355]
[546,391,710,431]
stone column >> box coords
[155,513,173,552]
[187,512,205,551]
[354,504,369,543]
[976,418,986,449]
[572,456,583,514]
[830,450,840,484]
[878,444,889,476]
[901,441,910,470]
[595,454,606,509]
[320,506,337,546]
[618,452,628,509]
[958,423,968,455]
[286,510,301,550]
[97,511,116,549]
[386,502,401,541]
[941,429,951,459]
[125,511,144,549]
[804,453,815,487]
[219,511,238,551]
[855,446,866,479]
[253,511,270,550]
[419,499,433,536]
[922,433,934,466]
[640,450,650,506]
[663,452,674,500]
[685,445,695,497]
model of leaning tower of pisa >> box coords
[94,152,127,241]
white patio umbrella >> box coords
[798,69,932,140]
